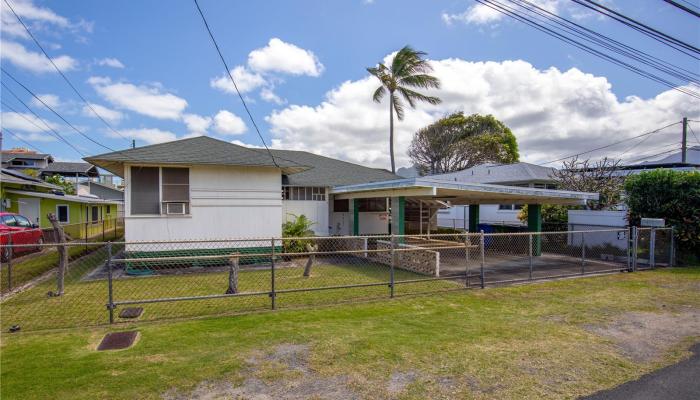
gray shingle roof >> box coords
[40,162,98,175]
[429,162,556,184]
[84,136,308,176]
[266,149,400,186]
[1,168,61,190]
[1,152,53,162]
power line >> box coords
[688,123,700,144]
[2,0,131,145]
[1,68,121,153]
[475,0,700,99]
[537,121,682,165]
[1,128,47,154]
[572,0,700,57]
[192,0,279,167]
[662,0,700,18]
[509,0,699,84]
[1,82,86,157]
[626,146,682,163]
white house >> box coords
[86,137,598,244]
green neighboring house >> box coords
[1,168,121,239]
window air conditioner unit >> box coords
[165,202,186,215]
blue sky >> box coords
[1,0,699,169]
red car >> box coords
[0,212,44,261]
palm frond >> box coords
[399,74,441,90]
[372,86,386,103]
[391,94,405,120]
[398,87,442,106]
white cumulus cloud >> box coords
[442,0,561,26]
[1,111,58,133]
[97,57,125,68]
[266,57,700,169]
[210,65,266,94]
[30,93,60,108]
[213,110,247,135]
[0,0,69,39]
[183,113,212,134]
[111,128,177,145]
[82,103,124,123]
[0,40,77,73]
[248,38,324,77]
[88,76,188,120]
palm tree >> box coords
[367,46,441,173]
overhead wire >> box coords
[191,0,279,167]
[2,0,132,144]
[662,0,700,18]
[1,127,47,154]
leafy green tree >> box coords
[408,112,519,175]
[45,174,76,195]
[367,46,441,173]
[625,169,700,263]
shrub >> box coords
[624,169,700,263]
[282,214,315,253]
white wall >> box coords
[568,210,628,250]
[124,164,282,245]
[283,200,329,236]
[358,212,389,234]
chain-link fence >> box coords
[0,227,674,332]
[0,218,124,293]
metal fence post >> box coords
[480,230,485,289]
[626,228,631,272]
[669,226,675,267]
[84,221,88,252]
[464,233,470,287]
[107,241,114,324]
[270,238,276,310]
[632,226,638,272]
[102,219,105,242]
[528,233,533,280]
[581,231,586,275]
[389,234,395,298]
[649,227,656,269]
[6,235,13,291]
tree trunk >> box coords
[47,213,67,296]
[226,253,240,294]
[389,96,395,174]
[303,243,317,277]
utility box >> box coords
[641,218,665,227]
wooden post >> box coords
[303,243,318,277]
[226,253,240,294]
[47,213,67,296]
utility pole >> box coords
[132,139,136,149]
[682,117,688,163]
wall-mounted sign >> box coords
[641,218,665,227]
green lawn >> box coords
[1,267,698,399]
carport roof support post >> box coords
[353,199,359,236]
[390,196,405,240]
[528,204,542,256]
[468,205,479,233]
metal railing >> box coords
[0,227,674,332]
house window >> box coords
[161,167,190,214]
[499,204,524,211]
[333,199,349,212]
[357,198,387,212]
[91,206,99,224]
[282,186,326,201]
[131,166,160,215]
[106,205,111,214]
[56,205,69,223]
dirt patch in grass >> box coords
[586,308,700,362]
[163,343,360,400]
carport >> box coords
[331,177,598,253]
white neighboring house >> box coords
[426,163,558,229]
[85,136,399,243]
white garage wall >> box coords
[124,164,283,245]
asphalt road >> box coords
[582,342,700,400]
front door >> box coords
[18,198,41,226]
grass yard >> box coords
[1,267,699,399]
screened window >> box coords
[498,204,524,211]
[282,186,326,201]
[57,205,69,223]
[357,198,387,212]
[130,166,160,215]
[106,205,111,214]
[161,167,190,214]
[333,199,349,212]
[91,206,99,223]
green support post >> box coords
[527,204,542,256]
[353,199,359,236]
[468,205,479,233]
